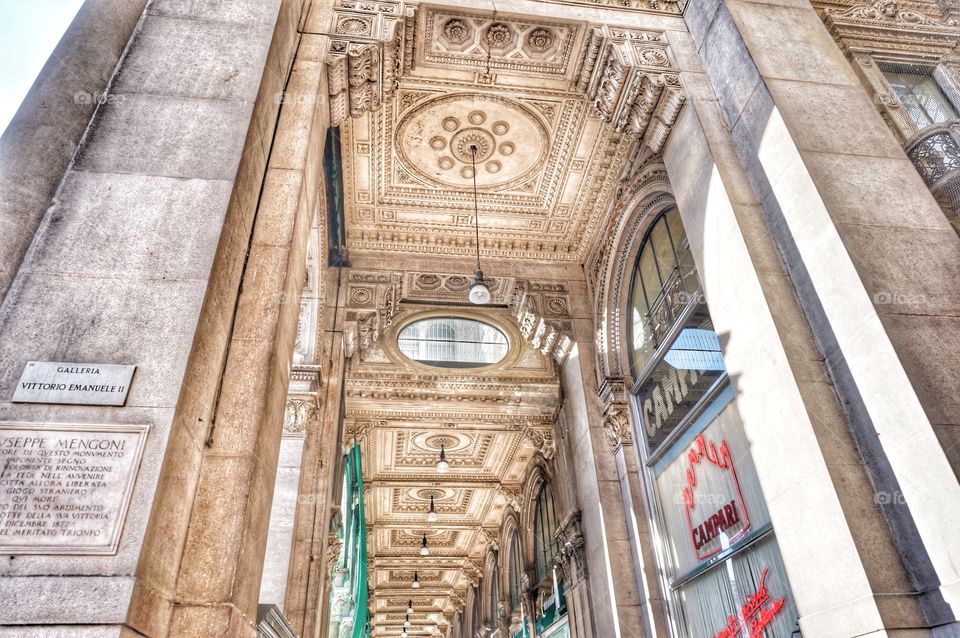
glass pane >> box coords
[636,302,724,452]
[651,216,678,284]
[398,318,508,368]
[884,70,958,128]
[638,240,662,311]
[630,267,655,373]
[666,208,700,295]
[677,535,799,638]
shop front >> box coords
[628,207,800,638]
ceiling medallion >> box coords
[423,434,458,451]
[443,18,470,43]
[451,128,495,163]
[395,93,549,190]
[527,27,555,52]
[485,22,513,48]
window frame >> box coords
[396,316,510,369]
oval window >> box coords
[397,318,509,368]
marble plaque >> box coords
[12,361,136,406]
[0,422,149,554]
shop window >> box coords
[397,317,508,368]
[884,70,958,129]
[533,483,559,582]
[628,204,799,637]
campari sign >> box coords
[681,434,750,560]
[712,567,786,638]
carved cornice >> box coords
[401,271,516,305]
[325,1,413,126]
[508,279,574,365]
[823,0,960,55]
[342,270,402,359]
[575,26,685,152]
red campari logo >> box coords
[681,434,750,560]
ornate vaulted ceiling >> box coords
[344,297,562,635]
[326,0,688,633]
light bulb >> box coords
[405,616,411,628]
[469,271,491,305]
[401,632,407,638]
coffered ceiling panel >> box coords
[343,85,631,262]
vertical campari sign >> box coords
[637,321,725,452]
[681,434,750,560]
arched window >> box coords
[489,558,501,624]
[508,528,523,611]
[533,483,559,583]
[628,206,700,375]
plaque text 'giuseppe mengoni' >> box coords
[0,423,148,554]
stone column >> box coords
[556,305,648,637]
[159,25,330,637]
[553,512,592,638]
[0,0,149,300]
[598,388,668,638]
[285,277,348,636]
[664,0,960,631]
[0,1,294,635]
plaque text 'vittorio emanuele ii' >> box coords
[0,423,148,554]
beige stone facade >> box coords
[1,0,960,637]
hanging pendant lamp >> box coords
[468,144,491,305]
[436,443,450,474]
[420,533,430,556]
[426,494,438,523]
[412,570,420,588]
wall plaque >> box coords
[0,422,149,554]
[12,361,136,406]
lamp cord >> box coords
[470,145,482,273]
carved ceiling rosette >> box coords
[575,26,685,153]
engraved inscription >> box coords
[0,423,148,554]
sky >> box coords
[0,0,85,136]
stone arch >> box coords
[481,545,501,627]
[519,462,554,555]
[590,153,676,393]
[498,508,525,611]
